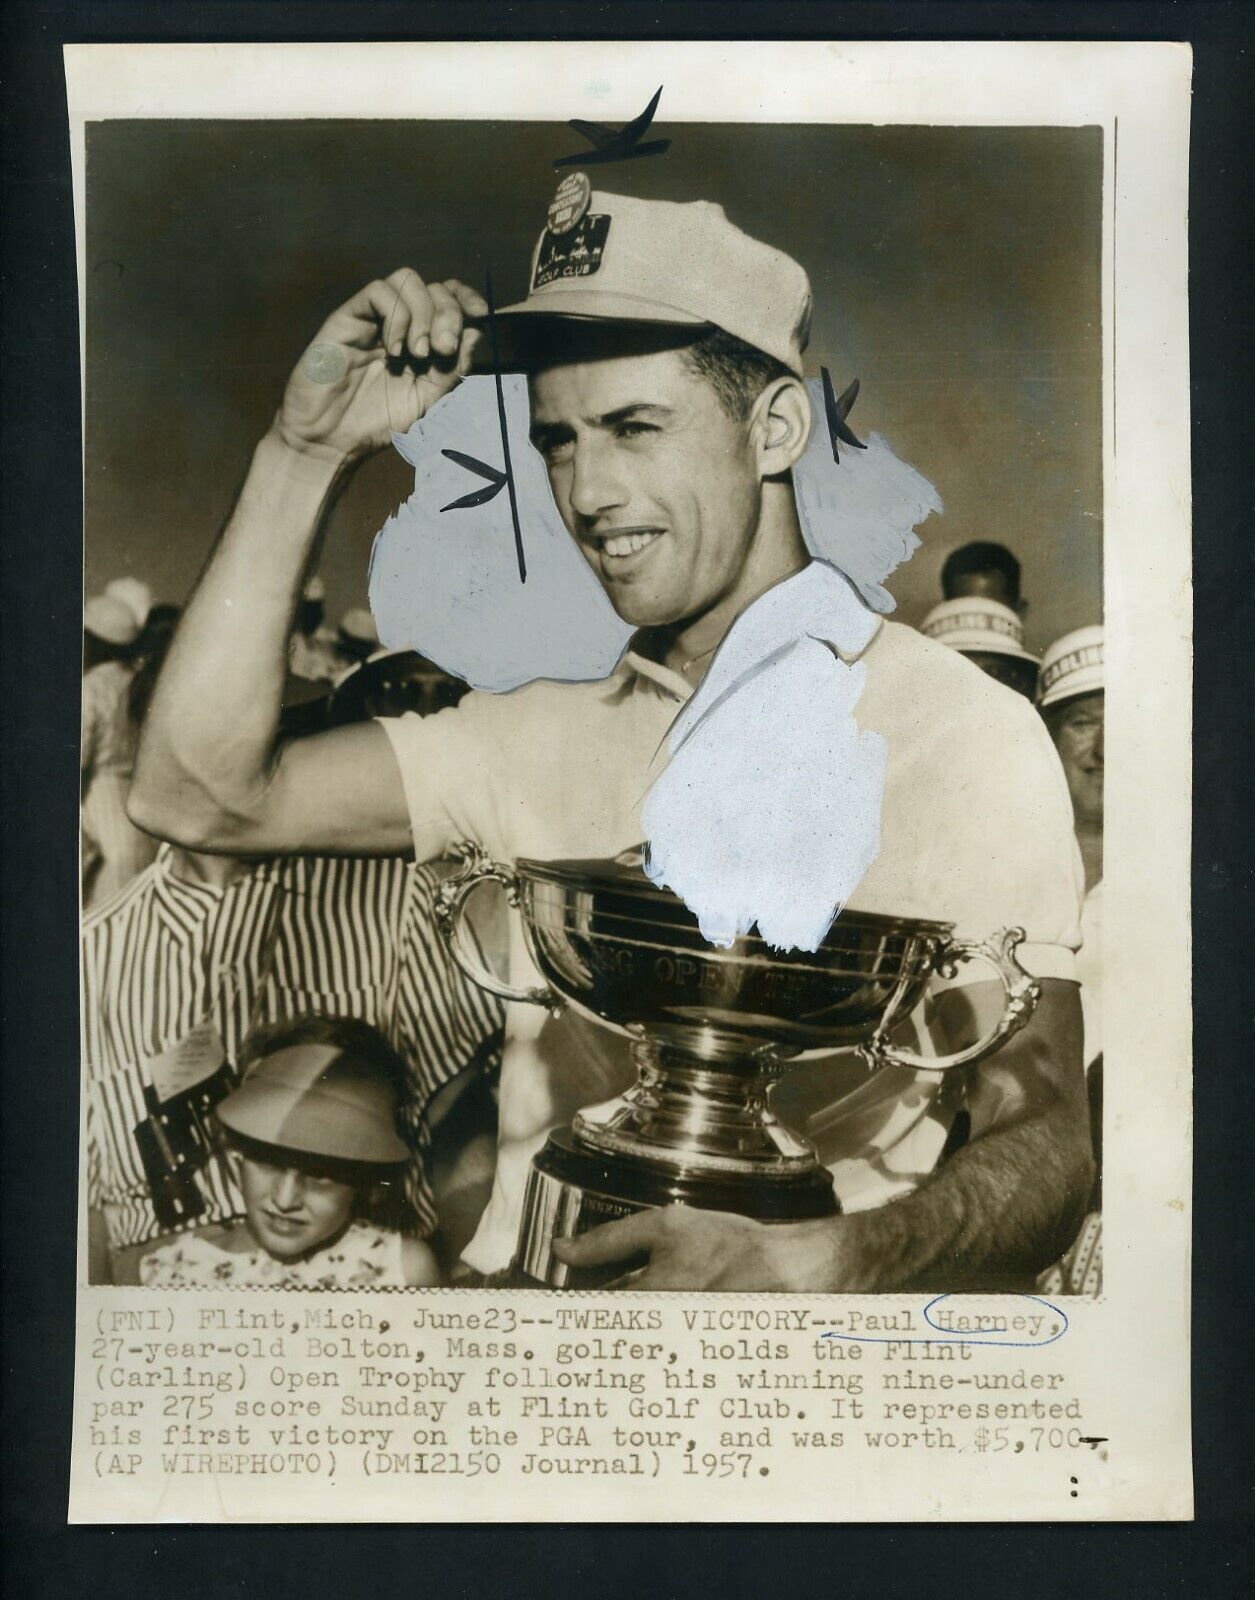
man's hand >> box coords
[552,1206,836,1291]
[275,270,488,466]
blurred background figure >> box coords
[104,575,154,635]
[327,647,471,727]
[940,540,1028,616]
[81,589,155,909]
[1038,624,1104,1027]
[125,605,182,729]
[288,574,344,683]
[919,595,1040,699]
[82,592,138,672]
[133,600,180,660]
[1037,623,1104,1295]
[336,606,381,672]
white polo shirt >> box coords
[379,582,1084,1272]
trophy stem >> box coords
[572,1034,816,1177]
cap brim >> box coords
[1038,670,1103,709]
[933,635,1038,663]
[491,289,708,328]
[471,294,711,371]
[961,642,1039,664]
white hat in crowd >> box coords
[339,607,380,649]
[1037,624,1104,709]
[919,597,1039,664]
[496,178,813,376]
[104,577,154,630]
[84,594,140,647]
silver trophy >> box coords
[436,844,1040,1286]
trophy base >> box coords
[512,1127,840,1289]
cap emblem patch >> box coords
[547,171,592,235]
[533,213,611,288]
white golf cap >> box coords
[104,577,153,629]
[84,594,140,647]
[495,177,813,376]
[920,597,1038,663]
[1038,624,1104,709]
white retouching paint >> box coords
[642,561,888,952]
[794,378,944,613]
[369,376,939,693]
[368,375,633,692]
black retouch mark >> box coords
[554,85,671,168]
[438,272,527,583]
[438,450,508,512]
[821,367,866,463]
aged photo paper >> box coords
[66,39,1193,1522]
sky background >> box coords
[85,119,1102,654]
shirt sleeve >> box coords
[375,694,510,865]
[932,693,1085,986]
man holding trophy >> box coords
[131,184,1093,1291]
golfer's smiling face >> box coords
[529,347,763,630]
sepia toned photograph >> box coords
[79,107,1109,1298]
[57,36,1196,1527]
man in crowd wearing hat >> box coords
[82,590,157,908]
[1038,626,1104,1077]
[1036,624,1104,1295]
[919,595,1040,699]
[941,540,1028,617]
[1039,626,1104,916]
[132,182,1093,1291]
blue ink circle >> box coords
[820,1292,1068,1349]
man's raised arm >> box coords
[129,269,487,856]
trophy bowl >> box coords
[436,844,1040,1287]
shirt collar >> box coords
[619,649,693,703]
[619,561,883,704]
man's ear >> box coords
[751,377,813,478]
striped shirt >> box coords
[82,845,503,1253]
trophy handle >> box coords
[858,927,1041,1075]
[434,842,565,1015]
